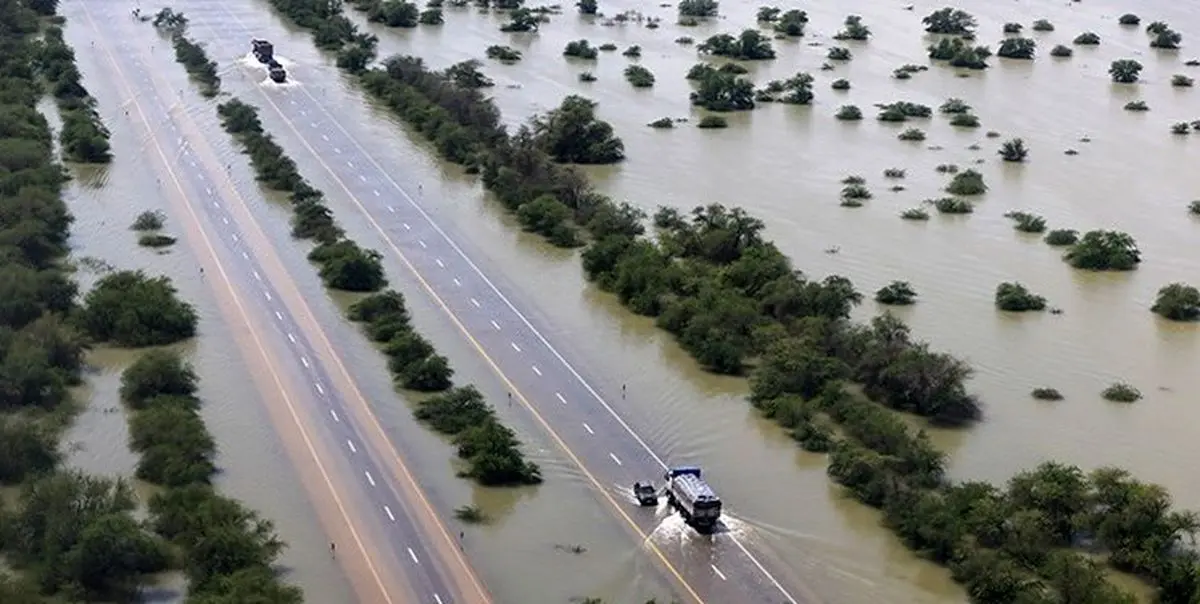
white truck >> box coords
[664,466,722,530]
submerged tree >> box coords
[922,8,977,36]
[1151,283,1200,321]
[531,96,625,164]
[1109,59,1143,83]
[1063,230,1140,270]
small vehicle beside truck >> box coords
[631,466,723,532]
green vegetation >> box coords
[1124,100,1149,112]
[1172,122,1192,135]
[883,168,905,178]
[648,117,673,129]
[900,207,930,220]
[533,95,625,164]
[835,105,862,120]
[1118,13,1140,26]
[1074,32,1100,45]
[349,0,421,27]
[499,8,541,32]
[152,11,220,97]
[1109,59,1143,83]
[1031,388,1064,401]
[1031,19,1054,32]
[690,70,755,111]
[877,101,932,120]
[454,505,489,523]
[893,64,927,79]
[827,46,851,61]
[564,39,598,59]
[1190,201,1200,215]
[131,210,166,231]
[1043,229,1078,246]
[697,30,775,60]
[834,15,870,41]
[138,233,177,248]
[756,73,814,104]
[755,6,779,22]
[350,292,541,484]
[1149,27,1182,50]
[946,169,987,195]
[578,71,596,83]
[922,8,977,36]
[38,26,112,163]
[697,115,728,128]
[927,37,991,69]
[1049,45,1072,58]
[622,45,642,58]
[773,9,807,36]
[1063,230,1141,271]
[255,2,1200,598]
[1172,74,1194,87]
[1002,22,1022,34]
[79,270,198,347]
[939,98,971,114]
[996,37,1035,59]
[486,44,522,62]
[1151,283,1200,321]
[897,128,925,141]
[831,78,850,90]
[624,65,655,87]
[995,282,1047,312]
[1003,211,1046,233]
[678,0,717,18]
[875,281,917,305]
[577,0,598,15]
[445,60,493,89]
[1102,382,1142,403]
[931,197,973,214]
[120,350,302,601]
[998,138,1028,162]
[215,99,388,290]
[950,112,980,128]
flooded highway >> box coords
[60,0,1200,602]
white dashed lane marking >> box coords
[532,365,542,376]
[321,134,329,141]
[490,320,500,330]
[712,565,728,581]
[364,471,376,487]
[453,278,461,286]
[418,240,427,248]
[253,270,262,281]
[315,382,325,395]
[373,189,380,197]
[329,408,339,421]
[274,311,283,321]
[510,342,521,352]
[347,440,357,453]
[555,392,566,404]
[301,356,310,368]
[470,298,480,308]
[287,333,296,343]
[435,259,444,268]
[384,505,395,521]
[583,423,594,434]
[264,292,272,301]
[407,548,419,565]
[609,452,623,466]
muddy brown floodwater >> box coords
[65,0,1200,602]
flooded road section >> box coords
[81,0,1200,603]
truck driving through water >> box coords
[250,39,288,83]
[664,467,722,530]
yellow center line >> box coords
[78,6,398,604]
[240,56,707,604]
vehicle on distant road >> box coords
[664,467,722,531]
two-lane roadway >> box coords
[79,4,490,604]
[152,2,819,603]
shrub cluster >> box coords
[38,26,112,163]
[241,0,1200,598]
[152,11,221,97]
[216,99,387,291]
[349,292,542,485]
[77,270,199,346]
[119,351,302,601]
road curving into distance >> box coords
[79,5,491,604]
[130,1,821,602]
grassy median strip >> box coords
[38,19,113,163]
[257,2,1200,601]
[152,12,541,488]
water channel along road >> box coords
[80,5,490,604]
[89,1,812,602]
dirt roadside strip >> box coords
[79,9,483,604]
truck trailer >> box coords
[664,466,722,530]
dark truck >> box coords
[251,39,288,83]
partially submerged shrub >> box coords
[1172,122,1192,135]
[998,138,1028,161]
[1074,32,1100,45]
[950,113,980,128]
[900,207,930,220]
[1050,45,1073,58]
[1004,211,1046,233]
[898,128,926,141]
[1031,19,1054,32]
[835,105,862,120]
[1043,229,1079,246]
[841,184,873,200]
[1109,59,1143,83]
[486,45,522,62]
[131,210,166,231]
[1151,282,1200,321]
[624,65,655,87]
[997,37,1036,59]
[946,169,987,195]
[648,117,674,129]
[1032,388,1064,401]
[1101,382,1141,403]
[1123,100,1149,111]
[831,78,851,90]
[929,197,973,214]
[995,282,1047,311]
[698,115,728,128]
[827,46,852,61]
[138,234,177,248]
[1063,230,1140,270]
[1171,74,1195,87]
[939,98,971,114]
[875,281,917,305]
[564,39,599,59]
[1118,13,1140,26]
[883,168,906,179]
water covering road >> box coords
[95,0,816,602]
[81,5,490,603]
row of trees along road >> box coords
[261,0,1200,600]
[156,13,541,486]
[35,16,113,163]
[1,2,297,601]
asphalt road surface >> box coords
[143,3,817,602]
[81,6,490,604]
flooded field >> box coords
[62,0,1200,602]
